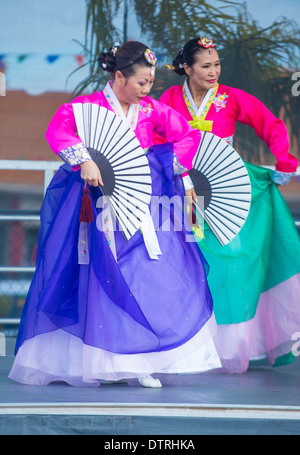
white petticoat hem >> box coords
[212,273,300,373]
[9,314,221,387]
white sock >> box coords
[138,375,162,388]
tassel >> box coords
[187,203,198,227]
[79,184,94,223]
[191,203,197,226]
[187,203,205,239]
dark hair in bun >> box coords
[98,41,154,78]
[171,37,218,76]
[98,47,116,73]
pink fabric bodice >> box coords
[158,84,298,173]
[45,89,202,173]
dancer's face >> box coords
[114,65,155,105]
[184,49,221,91]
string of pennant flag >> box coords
[0,52,167,70]
[0,54,85,67]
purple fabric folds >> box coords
[15,144,213,356]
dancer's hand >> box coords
[186,188,197,206]
[80,161,104,187]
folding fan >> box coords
[73,103,152,240]
[189,132,251,246]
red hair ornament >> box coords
[198,37,216,55]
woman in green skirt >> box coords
[155,37,300,373]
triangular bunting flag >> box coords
[75,55,84,66]
[18,54,30,63]
[46,55,59,64]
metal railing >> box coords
[0,161,299,328]
[0,160,61,195]
[0,160,61,327]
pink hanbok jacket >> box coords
[157,83,298,174]
[45,82,202,175]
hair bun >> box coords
[98,41,154,77]
[172,49,186,76]
[98,48,116,73]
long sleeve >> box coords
[150,98,201,173]
[46,93,202,175]
[152,87,191,148]
[232,88,298,173]
[45,97,94,168]
[158,85,298,176]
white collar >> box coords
[184,79,214,118]
[103,81,138,130]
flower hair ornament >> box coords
[144,48,157,75]
[111,41,121,57]
[198,37,216,54]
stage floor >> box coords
[1,338,300,435]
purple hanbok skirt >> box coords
[9,144,220,386]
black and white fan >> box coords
[189,132,251,246]
[73,103,152,240]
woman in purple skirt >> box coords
[9,41,220,388]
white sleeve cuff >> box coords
[182,174,194,191]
